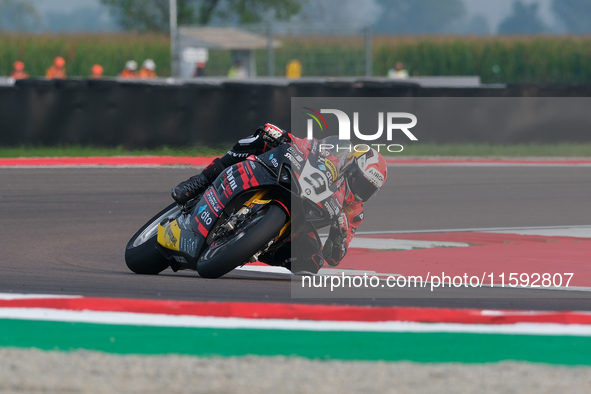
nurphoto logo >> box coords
[303,107,418,153]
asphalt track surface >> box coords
[1,166,591,310]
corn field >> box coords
[2,33,591,83]
[0,33,171,78]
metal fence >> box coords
[177,23,374,78]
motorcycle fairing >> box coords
[157,162,278,269]
[285,138,348,223]
[157,220,181,251]
[156,215,200,270]
[190,161,277,237]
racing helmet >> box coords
[344,148,387,202]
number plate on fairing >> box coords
[298,160,333,203]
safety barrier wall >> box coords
[1,78,590,148]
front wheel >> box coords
[125,203,181,275]
[197,204,287,279]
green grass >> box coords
[0,145,230,158]
[1,143,590,158]
[392,143,591,157]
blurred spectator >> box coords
[388,62,409,79]
[46,56,67,79]
[10,61,29,80]
[286,59,302,78]
[139,59,157,79]
[228,61,247,79]
[193,62,206,77]
[90,64,104,79]
[119,60,138,78]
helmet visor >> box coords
[347,163,379,202]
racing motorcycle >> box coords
[125,136,346,278]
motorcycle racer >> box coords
[171,123,387,274]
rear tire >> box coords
[125,203,180,275]
[197,204,287,279]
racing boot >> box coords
[171,157,228,205]
[171,173,210,205]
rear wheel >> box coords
[197,204,287,279]
[125,203,181,275]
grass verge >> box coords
[0,145,230,158]
[391,143,591,157]
[1,144,591,158]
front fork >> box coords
[225,189,291,263]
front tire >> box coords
[125,203,181,275]
[197,204,287,279]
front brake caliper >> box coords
[220,206,251,232]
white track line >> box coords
[0,165,200,169]
[235,266,291,274]
[235,266,398,277]
[1,307,591,335]
[0,293,81,300]
[348,238,469,249]
[354,224,591,236]
[487,227,591,238]
[317,236,469,249]
[387,163,591,167]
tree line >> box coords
[1,0,591,35]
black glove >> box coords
[323,213,349,267]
